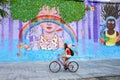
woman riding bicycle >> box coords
[49,43,79,72]
[62,43,72,67]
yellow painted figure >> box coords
[105,31,117,46]
[100,4,120,46]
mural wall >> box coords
[0,0,120,62]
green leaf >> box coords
[0,0,9,7]
[0,9,8,17]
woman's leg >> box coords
[64,58,68,65]
[62,56,66,65]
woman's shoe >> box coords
[64,64,68,70]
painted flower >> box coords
[91,6,95,11]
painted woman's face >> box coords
[38,6,60,33]
[107,19,115,29]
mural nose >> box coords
[47,22,52,26]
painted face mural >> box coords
[107,19,115,30]
[100,4,120,46]
[36,5,64,50]
[38,6,60,33]
[40,22,58,33]
[8,0,85,60]
[1,0,120,62]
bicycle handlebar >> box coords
[57,54,61,59]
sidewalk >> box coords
[0,58,120,80]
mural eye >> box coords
[111,21,115,24]
[107,21,111,24]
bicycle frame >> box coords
[56,54,64,66]
[49,54,79,72]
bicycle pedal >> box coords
[64,68,68,70]
[64,66,68,70]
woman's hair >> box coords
[64,43,69,50]
[101,4,120,20]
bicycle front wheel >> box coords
[68,61,79,72]
[49,61,61,73]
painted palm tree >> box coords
[0,0,9,22]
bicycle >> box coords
[49,54,79,73]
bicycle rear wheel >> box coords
[49,61,61,73]
[68,61,79,72]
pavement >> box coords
[0,58,120,80]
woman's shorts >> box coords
[66,55,71,58]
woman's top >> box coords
[65,48,71,55]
